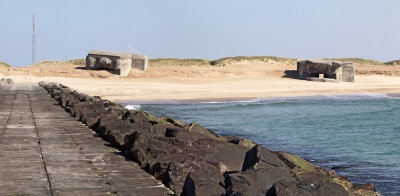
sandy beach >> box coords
[3,61,400,102]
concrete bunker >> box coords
[297,59,354,82]
[86,50,148,77]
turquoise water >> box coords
[124,94,400,195]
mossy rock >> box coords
[222,135,257,149]
[328,170,353,193]
[138,110,173,125]
[239,139,257,149]
[276,152,315,174]
[351,189,383,196]
[185,122,226,141]
[160,117,186,128]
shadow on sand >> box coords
[282,70,301,79]
[75,66,119,75]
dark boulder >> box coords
[168,159,225,196]
[242,145,287,171]
[223,135,256,149]
[161,117,187,128]
[72,102,105,121]
[185,122,226,141]
[96,114,122,136]
[182,171,225,196]
[50,89,62,101]
[107,106,130,117]
[96,115,136,151]
[81,110,104,129]
[124,128,249,195]
[267,179,348,196]
[169,138,248,194]
[225,167,294,196]
[274,151,316,174]
[267,172,348,196]
[187,138,248,172]
[124,131,186,167]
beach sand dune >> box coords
[1,60,399,102]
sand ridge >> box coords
[1,60,399,102]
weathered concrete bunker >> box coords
[86,50,148,76]
[297,59,354,82]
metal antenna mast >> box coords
[32,14,36,65]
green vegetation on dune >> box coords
[322,58,385,65]
[30,59,85,67]
[0,62,12,68]
[68,59,86,66]
[210,56,297,66]
[149,56,297,67]
[149,56,400,67]
[385,59,400,65]
[32,60,65,66]
[149,58,211,67]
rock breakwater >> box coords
[0,78,13,87]
[39,82,381,196]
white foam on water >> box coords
[260,93,392,102]
[120,93,396,106]
[200,101,223,104]
[200,98,261,104]
[125,104,141,110]
[199,93,392,105]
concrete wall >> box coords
[297,60,354,82]
[131,54,148,70]
[116,58,132,77]
[341,63,355,82]
[86,54,131,76]
[86,50,148,77]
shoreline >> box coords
[120,92,400,105]
[4,73,400,103]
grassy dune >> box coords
[385,60,400,65]
[68,59,86,66]
[210,56,296,66]
[149,56,297,67]
[149,58,210,67]
[29,60,68,67]
[150,56,398,67]
[0,62,11,68]
[322,58,386,65]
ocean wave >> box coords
[197,93,394,110]
[186,93,397,111]
[261,93,392,102]
[120,93,396,106]
[200,98,261,104]
[125,104,141,110]
[199,93,394,105]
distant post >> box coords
[32,14,36,65]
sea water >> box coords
[123,93,400,195]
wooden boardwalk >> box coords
[0,83,173,196]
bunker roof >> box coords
[297,59,353,66]
[88,50,133,58]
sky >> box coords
[0,0,399,67]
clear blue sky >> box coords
[1,0,399,67]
